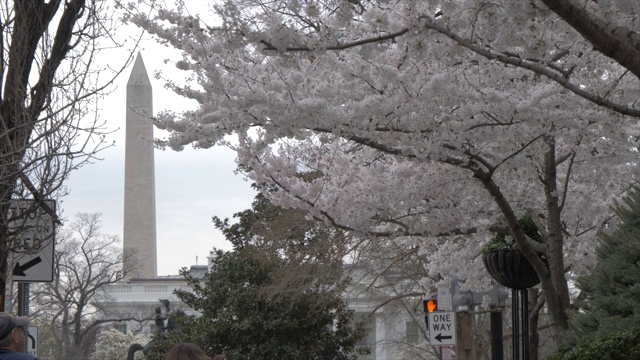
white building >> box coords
[99,259,425,360]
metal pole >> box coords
[490,306,503,360]
[512,289,519,360]
[522,289,529,360]
[17,283,29,353]
[1,252,13,313]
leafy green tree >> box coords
[146,190,369,360]
[565,185,640,347]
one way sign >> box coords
[9,200,56,282]
[428,311,456,346]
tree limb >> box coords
[419,15,640,118]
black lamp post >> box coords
[483,250,541,360]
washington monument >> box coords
[123,53,157,279]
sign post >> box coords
[18,283,30,353]
[2,252,13,313]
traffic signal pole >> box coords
[450,276,509,360]
[455,312,476,360]
[427,278,509,360]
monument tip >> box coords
[127,52,151,87]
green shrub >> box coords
[546,327,640,360]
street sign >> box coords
[438,287,452,311]
[428,311,456,346]
[442,345,452,360]
[9,200,56,282]
[27,326,38,358]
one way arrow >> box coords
[435,333,452,342]
[13,257,42,276]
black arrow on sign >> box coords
[435,333,452,342]
[13,257,42,276]
[28,333,35,349]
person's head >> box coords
[165,343,211,360]
[0,313,29,351]
[212,355,226,360]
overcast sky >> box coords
[62,16,256,276]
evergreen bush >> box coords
[546,327,640,360]
[563,185,640,348]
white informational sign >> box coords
[27,326,38,358]
[428,311,456,346]
[10,200,56,282]
[437,287,452,311]
[442,345,453,360]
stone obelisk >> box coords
[123,53,157,279]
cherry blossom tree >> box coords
[124,0,640,346]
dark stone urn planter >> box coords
[482,250,540,290]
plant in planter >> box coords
[482,213,545,290]
[481,213,543,254]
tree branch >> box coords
[419,15,640,118]
[541,0,640,79]
[260,28,410,52]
